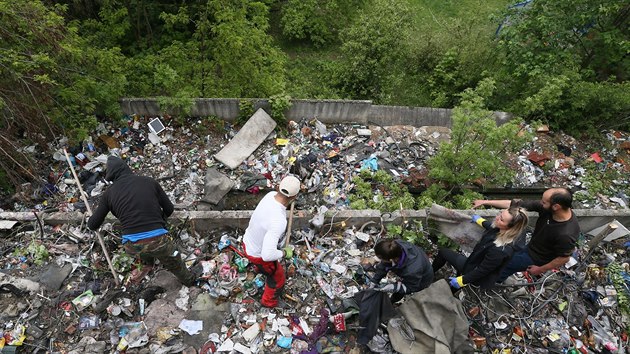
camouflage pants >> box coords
[124,235,194,286]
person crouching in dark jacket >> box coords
[88,156,196,286]
[370,239,433,303]
[433,207,529,291]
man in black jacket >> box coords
[88,156,195,286]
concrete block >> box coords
[213,108,276,169]
[201,168,234,205]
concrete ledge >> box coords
[120,98,512,128]
[2,209,628,235]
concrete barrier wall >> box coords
[288,99,372,124]
[120,98,511,127]
[368,106,454,127]
[3,209,628,236]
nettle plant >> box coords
[349,170,415,212]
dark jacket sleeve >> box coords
[400,266,429,294]
[87,193,110,230]
[462,246,507,285]
[371,262,388,284]
[156,182,174,217]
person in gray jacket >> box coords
[370,239,433,303]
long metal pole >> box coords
[63,149,120,286]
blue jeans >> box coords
[497,249,534,282]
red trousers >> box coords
[243,245,285,307]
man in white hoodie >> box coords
[242,175,300,308]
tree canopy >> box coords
[0,0,628,190]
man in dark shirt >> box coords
[473,187,581,281]
[88,156,195,286]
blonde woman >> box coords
[432,207,529,290]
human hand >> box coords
[449,276,465,290]
[526,265,544,276]
[378,282,407,294]
[283,245,294,259]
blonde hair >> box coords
[494,207,529,247]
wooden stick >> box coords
[285,202,295,247]
[63,149,120,286]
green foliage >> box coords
[335,0,412,102]
[493,0,630,133]
[112,252,134,273]
[237,99,256,125]
[437,233,457,249]
[577,161,628,204]
[427,78,531,188]
[417,184,453,209]
[14,239,50,266]
[205,0,287,97]
[607,262,630,328]
[280,0,336,46]
[452,189,485,210]
[385,221,431,250]
[349,170,416,212]
[280,0,364,46]
[268,93,292,125]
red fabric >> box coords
[243,244,285,307]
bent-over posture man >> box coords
[242,175,300,308]
[88,156,195,286]
[473,187,580,282]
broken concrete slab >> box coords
[149,269,187,294]
[144,298,187,337]
[38,263,73,291]
[214,108,277,169]
[0,220,18,230]
[0,271,40,294]
[201,167,235,205]
[587,219,630,242]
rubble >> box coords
[2,214,630,353]
[1,112,630,352]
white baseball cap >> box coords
[279,176,301,197]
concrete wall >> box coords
[120,98,510,127]
[2,209,628,236]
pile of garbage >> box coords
[4,110,628,214]
[2,110,630,353]
[2,211,630,353]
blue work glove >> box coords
[378,282,407,294]
[471,214,485,226]
[449,276,465,290]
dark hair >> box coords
[374,239,402,260]
[550,188,573,209]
